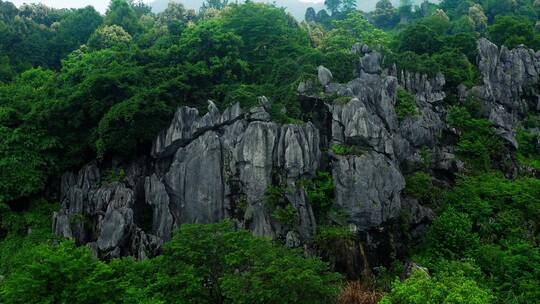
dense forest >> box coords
[0,0,539,303]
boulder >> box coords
[317,65,333,86]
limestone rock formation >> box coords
[54,100,322,258]
[54,41,532,270]
[472,38,540,147]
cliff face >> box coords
[54,100,322,259]
[472,38,540,147]
[52,39,538,272]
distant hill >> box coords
[149,0,434,20]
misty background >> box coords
[9,0,434,19]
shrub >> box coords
[395,89,417,120]
[152,221,343,303]
[332,144,363,156]
[337,281,383,304]
[307,171,335,223]
[264,185,299,226]
[315,225,355,252]
[447,106,504,171]
[380,268,493,304]
[100,168,126,185]
[404,172,434,203]
[424,209,480,259]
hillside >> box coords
[0,0,539,303]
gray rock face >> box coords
[144,174,173,240]
[165,131,227,224]
[54,100,322,258]
[321,44,449,231]
[472,38,540,147]
[53,164,162,259]
[332,152,405,230]
[331,98,394,156]
[152,101,244,157]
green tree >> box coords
[148,221,342,303]
[396,23,443,54]
[380,267,493,304]
[432,48,477,89]
[371,0,399,29]
[0,241,123,304]
[0,69,60,203]
[87,25,133,50]
[424,209,481,259]
[202,0,229,10]
[104,0,142,35]
[324,0,341,15]
[488,16,539,49]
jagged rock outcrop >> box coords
[54,100,322,258]
[472,38,540,147]
[332,152,405,230]
[54,40,535,273]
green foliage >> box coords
[321,11,391,51]
[0,241,124,304]
[104,0,142,35]
[315,225,354,251]
[0,69,61,203]
[0,2,539,304]
[488,16,540,49]
[448,106,504,171]
[96,96,172,158]
[424,209,481,259]
[396,89,418,120]
[415,173,540,303]
[264,185,299,227]
[0,200,59,276]
[380,268,493,304]
[443,173,540,244]
[404,172,437,204]
[87,25,133,50]
[100,168,127,185]
[331,144,362,156]
[159,221,342,304]
[307,171,335,223]
[516,128,540,169]
[396,24,443,55]
[432,48,478,89]
[1,220,342,303]
[383,51,442,76]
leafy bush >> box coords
[1,221,342,304]
[264,185,299,227]
[148,221,343,303]
[0,241,124,304]
[0,200,59,276]
[315,225,355,252]
[395,89,417,120]
[380,268,493,304]
[332,144,363,156]
[424,209,480,259]
[100,168,126,185]
[516,128,540,169]
[448,106,504,171]
[307,171,335,223]
[404,172,436,204]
